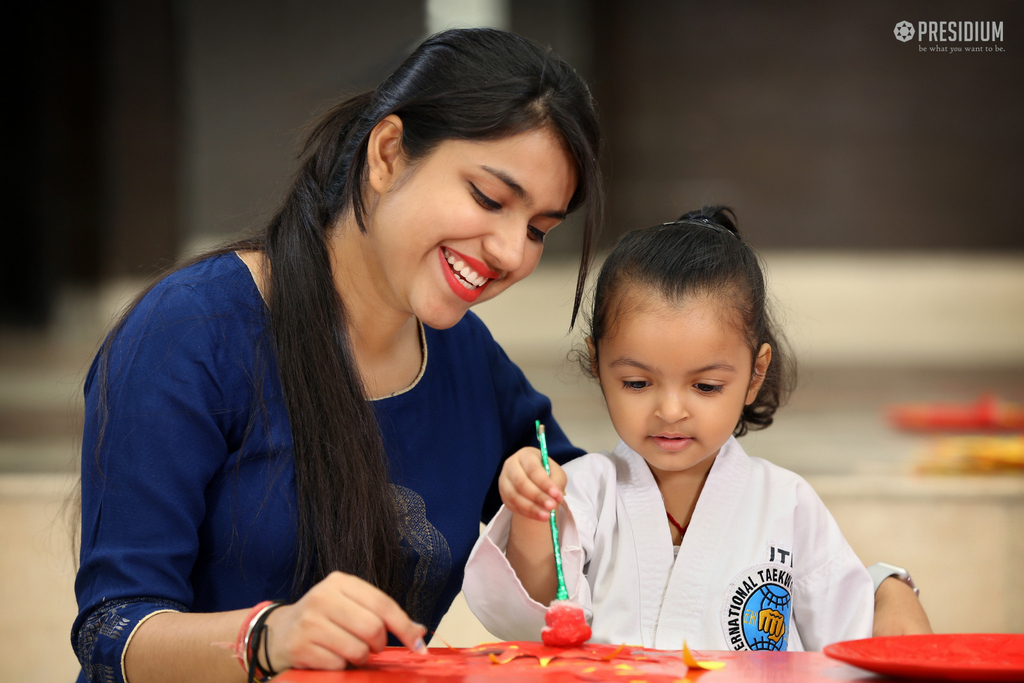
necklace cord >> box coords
[666,510,688,537]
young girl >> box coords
[463,207,875,651]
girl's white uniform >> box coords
[463,437,873,651]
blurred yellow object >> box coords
[915,435,1024,474]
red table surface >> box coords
[274,646,882,683]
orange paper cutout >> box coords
[681,641,725,671]
[602,643,627,661]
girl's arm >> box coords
[123,573,426,683]
[498,446,566,605]
[506,515,560,606]
[464,451,601,642]
[872,576,932,636]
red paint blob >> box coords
[542,600,591,647]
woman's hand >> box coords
[498,446,567,521]
[264,572,426,672]
[124,572,425,683]
[872,577,932,637]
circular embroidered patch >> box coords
[721,563,792,651]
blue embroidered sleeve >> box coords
[73,598,187,683]
[73,258,267,682]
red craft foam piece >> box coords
[542,600,592,647]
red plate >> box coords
[824,634,1024,681]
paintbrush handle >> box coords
[537,421,569,601]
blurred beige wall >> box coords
[474,252,1024,369]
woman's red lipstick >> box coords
[438,247,498,303]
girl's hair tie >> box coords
[660,218,739,238]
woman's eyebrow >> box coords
[480,165,567,220]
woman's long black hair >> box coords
[91,28,603,600]
[584,206,793,437]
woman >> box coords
[74,28,599,683]
[72,27,926,683]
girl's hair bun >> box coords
[678,205,740,239]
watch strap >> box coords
[868,561,919,596]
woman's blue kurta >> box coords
[73,253,581,681]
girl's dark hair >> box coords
[584,206,793,437]
[92,28,603,600]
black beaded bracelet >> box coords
[247,601,285,683]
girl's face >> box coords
[359,120,578,329]
[590,289,770,482]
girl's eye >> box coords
[470,184,501,211]
[695,383,724,394]
[623,380,649,391]
[528,226,546,243]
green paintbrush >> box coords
[535,420,591,646]
[536,420,569,601]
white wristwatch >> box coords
[868,562,919,596]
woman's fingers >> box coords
[297,642,349,671]
[287,629,368,670]
[337,574,427,654]
[266,572,426,672]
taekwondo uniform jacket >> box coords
[463,437,873,651]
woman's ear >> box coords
[745,343,772,405]
[366,114,406,195]
[586,336,600,381]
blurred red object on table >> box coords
[887,394,1024,432]
[825,633,1024,681]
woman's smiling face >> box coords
[358,119,578,330]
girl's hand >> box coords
[498,446,567,521]
[264,572,426,671]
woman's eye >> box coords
[695,383,723,394]
[623,380,649,391]
[470,184,501,211]
[528,226,546,243]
